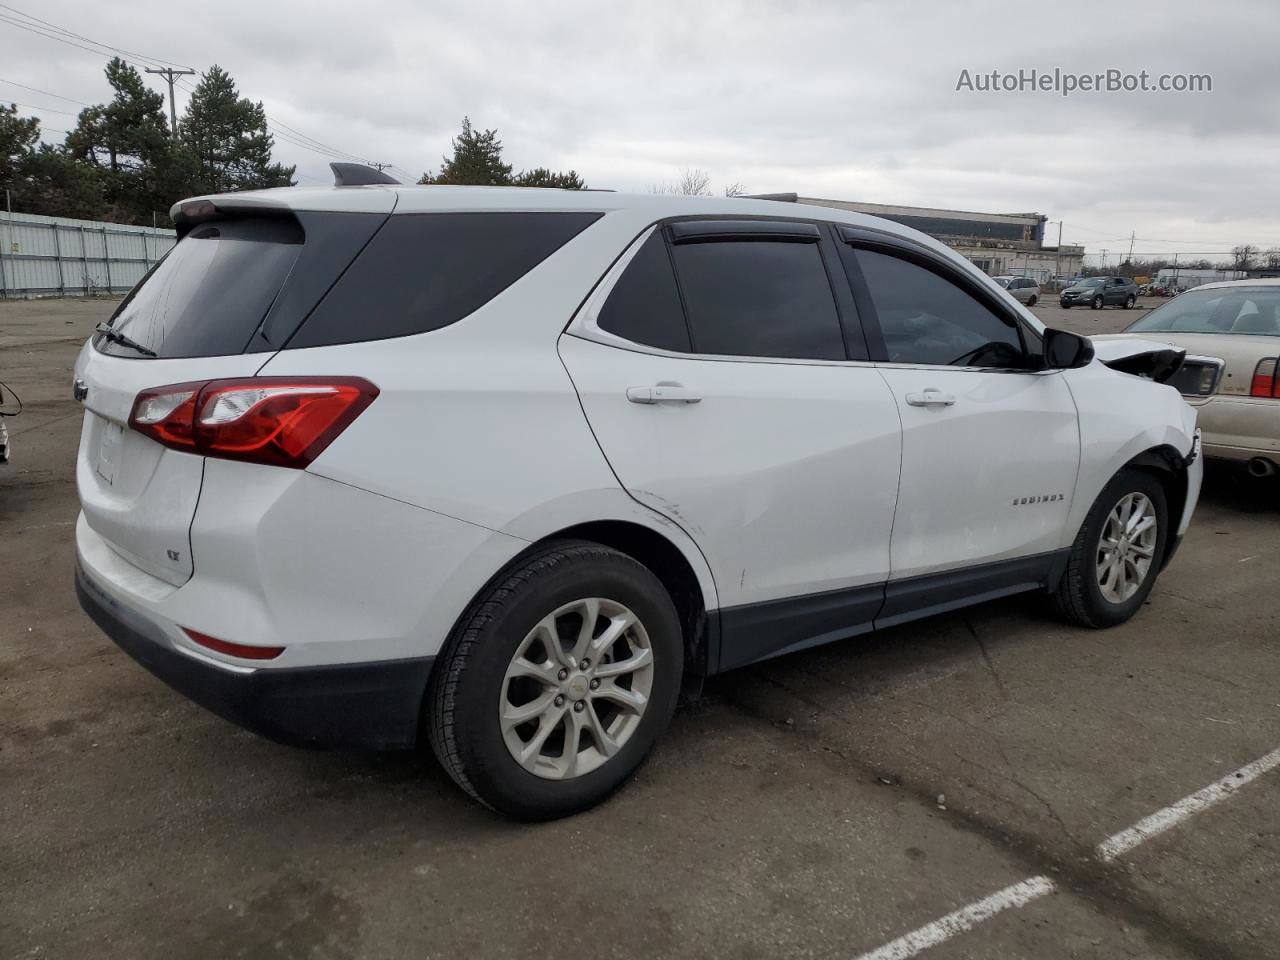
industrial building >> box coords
[796,197,1084,284]
[0,210,176,299]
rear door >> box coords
[560,220,902,669]
[74,204,392,585]
[836,231,1080,602]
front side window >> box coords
[1127,287,1280,336]
[855,249,1029,368]
[670,240,845,360]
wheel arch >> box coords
[1121,444,1189,570]
[533,520,715,690]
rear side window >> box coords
[670,240,845,360]
[854,249,1028,368]
[289,212,601,349]
[101,218,303,359]
[597,232,691,352]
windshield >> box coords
[1125,287,1280,336]
[993,277,1011,288]
[1076,278,1104,287]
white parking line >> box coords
[853,876,1056,960]
[851,746,1280,960]
[1096,745,1280,861]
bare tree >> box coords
[651,166,713,196]
[722,182,749,197]
[1232,244,1258,272]
[1264,248,1280,270]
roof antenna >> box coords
[330,163,401,186]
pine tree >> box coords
[512,167,585,189]
[419,117,513,185]
[63,58,187,223]
[19,145,105,219]
[418,118,584,189]
[0,102,40,188]
[180,65,295,195]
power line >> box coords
[172,75,378,167]
[0,6,403,177]
[0,13,130,62]
[0,76,90,106]
[0,2,192,70]
[6,100,77,116]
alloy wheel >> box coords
[1096,492,1158,603]
[499,598,654,780]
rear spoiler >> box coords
[171,199,302,239]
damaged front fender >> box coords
[1089,337,1187,384]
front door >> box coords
[840,243,1081,613]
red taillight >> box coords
[184,628,284,661]
[129,377,378,468]
[1250,358,1278,398]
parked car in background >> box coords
[992,275,1040,305]
[1095,279,1280,478]
[74,172,1203,819]
[1061,276,1140,310]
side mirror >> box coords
[1042,328,1095,369]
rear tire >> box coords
[427,540,682,820]
[1027,294,1038,306]
[1051,469,1169,628]
[1124,295,1136,309]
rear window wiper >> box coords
[95,323,157,358]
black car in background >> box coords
[1060,276,1139,309]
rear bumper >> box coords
[76,560,432,750]
[1193,395,1280,464]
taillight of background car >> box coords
[129,377,378,468]
[1250,358,1279,398]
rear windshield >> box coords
[286,211,602,349]
[1126,287,1280,336]
[99,218,303,359]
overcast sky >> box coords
[4,0,1278,259]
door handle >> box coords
[627,384,702,405]
[905,389,956,407]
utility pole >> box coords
[371,162,391,171]
[145,67,196,135]
[1127,231,1136,268]
[1051,220,1063,289]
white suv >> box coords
[74,168,1202,819]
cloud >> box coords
[5,0,1278,253]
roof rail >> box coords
[742,192,798,202]
[330,163,401,187]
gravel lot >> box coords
[2,296,1277,960]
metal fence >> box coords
[0,211,176,299]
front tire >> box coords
[1092,295,1104,310]
[427,540,682,820]
[1051,469,1169,628]
[1027,294,1038,306]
